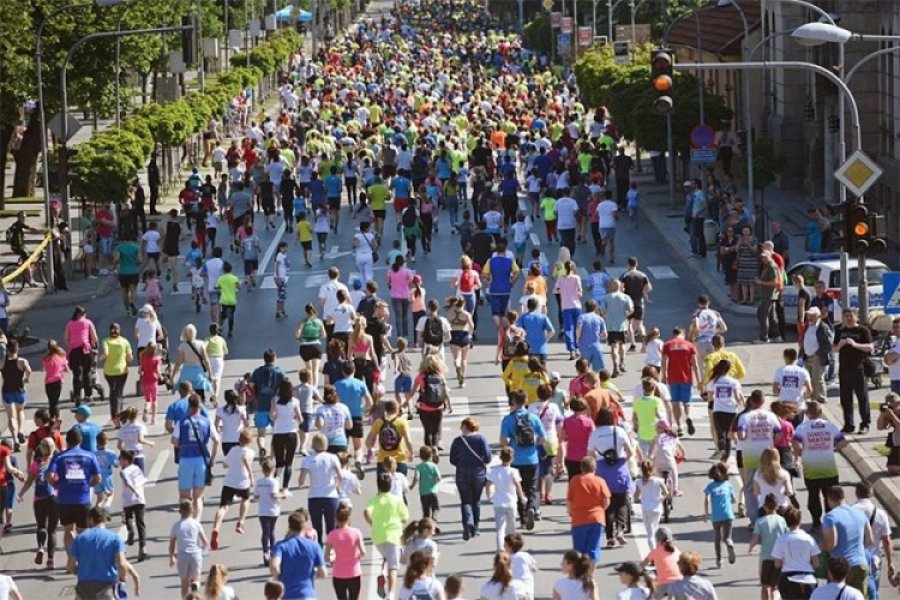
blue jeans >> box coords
[455,467,486,533]
[391,298,410,339]
[308,497,338,546]
[562,308,582,352]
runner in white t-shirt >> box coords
[773,348,812,412]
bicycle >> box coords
[1,253,48,295]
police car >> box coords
[781,253,888,324]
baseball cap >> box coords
[72,405,92,418]
[614,561,642,577]
[550,371,561,382]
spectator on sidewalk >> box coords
[800,308,833,403]
[770,221,791,267]
[876,392,900,475]
[820,486,874,597]
[833,308,874,435]
[885,318,900,395]
[755,251,781,344]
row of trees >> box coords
[0,0,298,203]
[70,29,301,204]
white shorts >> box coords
[376,542,400,571]
[209,356,225,381]
[177,551,202,579]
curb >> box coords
[821,403,900,524]
[639,194,756,317]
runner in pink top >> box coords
[561,397,595,480]
[386,256,414,339]
[553,260,583,356]
[324,506,365,599]
[63,307,99,404]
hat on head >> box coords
[412,274,422,285]
[550,371,561,382]
[352,277,363,290]
[655,419,670,433]
[72,405,92,418]
[614,561,642,578]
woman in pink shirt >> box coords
[324,504,365,599]
[386,256,414,340]
[561,397,595,480]
[640,526,683,596]
[41,340,69,421]
[63,306,99,405]
[553,260,583,359]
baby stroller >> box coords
[134,323,174,397]
[70,348,106,406]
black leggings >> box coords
[68,348,93,401]
[220,305,236,334]
[124,504,146,548]
[260,515,277,556]
[333,577,362,600]
[712,411,737,458]
[106,373,128,417]
[419,409,443,447]
[33,497,58,560]
[405,233,419,258]
[271,432,298,489]
[713,519,734,560]
[45,382,62,420]
[605,492,629,540]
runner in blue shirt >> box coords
[333,361,373,471]
[173,395,219,518]
[516,298,555,363]
[576,299,608,371]
[270,510,326,598]
[71,405,102,453]
[67,507,129,599]
[499,391,546,530]
[49,428,101,553]
[483,240,520,327]
[324,166,344,233]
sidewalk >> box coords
[639,173,900,523]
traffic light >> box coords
[846,202,870,255]
[651,48,674,115]
[869,212,888,254]
[182,15,196,66]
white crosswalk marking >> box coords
[304,273,331,288]
[438,477,458,496]
[446,395,469,420]
[530,233,540,247]
[259,276,276,289]
[606,266,626,279]
[647,265,679,280]
[436,269,458,282]
[144,449,171,487]
[496,395,510,415]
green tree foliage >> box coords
[523,15,552,54]
[71,30,299,203]
[574,46,732,152]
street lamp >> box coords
[114,0,138,130]
[35,0,127,291]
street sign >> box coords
[690,123,715,149]
[542,0,553,11]
[47,113,82,143]
[558,33,571,55]
[613,40,630,64]
[834,149,883,197]
[885,272,900,314]
[550,11,562,27]
[561,17,573,33]
[577,26,593,47]
[690,148,717,164]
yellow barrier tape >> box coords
[2,232,52,284]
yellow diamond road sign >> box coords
[835,149,883,197]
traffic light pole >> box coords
[858,252,868,325]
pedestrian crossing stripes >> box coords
[138,281,191,296]
[647,265,679,280]
[436,269,457,282]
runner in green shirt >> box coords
[114,235,142,317]
[632,378,665,456]
[367,174,390,236]
[215,262,241,338]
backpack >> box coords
[503,326,525,356]
[378,417,401,452]
[255,366,278,396]
[513,411,536,447]
[422,316,444,346]
[459,270,475,293]
[420,373,445,408]
[300,318,320,340]
[402,207,417,228]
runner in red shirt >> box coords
[661,326,701,438]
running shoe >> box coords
[727,543,736,564]
[377,574,387,598]
[686,418,696,436]
[210,530,220,550]
[524,508,535,531]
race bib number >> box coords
[782,375,800,389]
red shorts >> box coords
[394,197,409,213]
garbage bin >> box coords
[704,219,719,249]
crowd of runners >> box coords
[0,0,896,599]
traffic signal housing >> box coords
[869,212,888,254]
[182,15,196,66]
[651,48,674,114]
[846,202,869,255]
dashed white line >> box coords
[258,221,287,275]
[144,449,171,487]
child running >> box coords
[410,446,441,529]
[93,432,118,510]
[325,504,365,600]
[486,447,525,551]
[703,461,737,568]
[119,450,148,562]
[117,406,154,473]
[255,457,289,567]
[365,473,409,600]
[169,498,208,598]
[634,460,668,548]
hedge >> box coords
[71,29,302,203]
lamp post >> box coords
[36,0,126,291]
[114,0,138,130]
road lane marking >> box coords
[446,395,469,421]
[145,449,171,487]
[436,269,458,282]
[647,265,679,280]
[530,233,540,247]
[258,220,287,275]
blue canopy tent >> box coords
[275,6,312,23]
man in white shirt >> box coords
[691,294,728,363]
[415,299,451,360]
[773,347,812,417]
[318,267,350,336]
[596,191,619,264]
[553,191,579,255]
[141,221,162,275]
